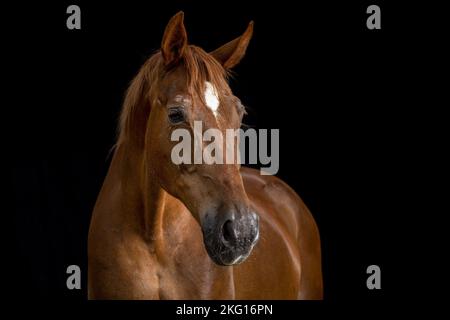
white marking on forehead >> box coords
[204,81,220,117]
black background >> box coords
[8,0,445,314]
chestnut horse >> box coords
[88,12,322,299]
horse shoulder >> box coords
[240,166,306,237]
[240,167,323,299]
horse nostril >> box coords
[222,220,235,243]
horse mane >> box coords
[117,45,231,148]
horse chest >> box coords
[154,241,234,299]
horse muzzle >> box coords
[202,209,260,266]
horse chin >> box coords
[221,253,250,266]
[208,251,249,266]
[204,242,256,266]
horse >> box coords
[88,11,323,299]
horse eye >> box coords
[168,107,185,124]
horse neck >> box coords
[109,141,167,242]
[107,139,235,296]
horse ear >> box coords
[210,21,254,69]
[161,11,188,66]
